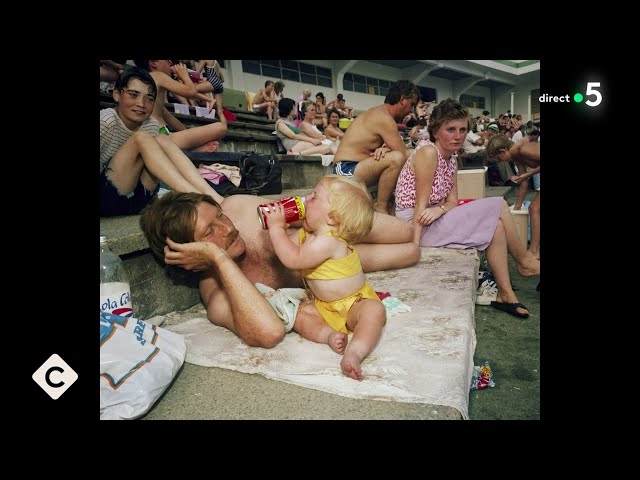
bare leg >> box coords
[353,151,406,214]
[342,299,386,381]
[107,131,202,195]
[354,212,421,271]
[355,242,420,272]
[169,122,227,151]
[141,134,224,203]
[486,220,529,317]
[215,93,227,126]
[290,142,333,156]
[293,301,347,354]
[496,200,539,276]
[528,191,540,260]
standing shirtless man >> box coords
[332,80,420,214]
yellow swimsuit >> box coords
[298,229,380,333]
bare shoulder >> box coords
[369,105,393,121]
[413,142,438,165]
[520,141,540,162]
[149,70,170,86]
[223,194,264,214]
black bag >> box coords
[183,150,282,196]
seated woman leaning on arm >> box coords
[298,101,326,139]
[275,98,336,156]
[314,92,328,128]
[393,98,540,319]
[323,108,345,143]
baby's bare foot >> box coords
[341,352,363,381]
[328,331,348,354]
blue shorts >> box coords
[333,161,358,177]
[100,169,159,217]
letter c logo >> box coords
[45,366,65,388]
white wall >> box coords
[219,60,539,121]
[493,72,540,122]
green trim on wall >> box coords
[495,60,539,68]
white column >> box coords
[228,60,245,91]
[527,95,532,122]
[510,92,515,114]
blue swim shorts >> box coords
[332,161,358,178]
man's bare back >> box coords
[511,141,540,169]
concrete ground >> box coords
[141,189,540,421]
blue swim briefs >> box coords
[332,161,358,177]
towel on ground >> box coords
[150,247,478,418]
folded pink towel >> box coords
[197,167,227,184]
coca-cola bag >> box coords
[100,311,186,420]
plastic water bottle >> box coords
[100,235,133,317]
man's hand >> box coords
[370,146,389,161]
[164,237,229,272]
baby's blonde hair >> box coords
[319,175,374,244]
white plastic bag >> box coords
[100,311,186,420]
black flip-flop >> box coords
[490,301,529,319]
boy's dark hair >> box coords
[385,80,420,105]
[114,67,157,99]
[265,80,274,88]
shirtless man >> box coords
[140,191,420,348]
[252,80,278,120]
[134,60,227,152]
[486,134,540,260]
[332,80,420,214]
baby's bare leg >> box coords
[342,299,386,381]
[294,301,347,354]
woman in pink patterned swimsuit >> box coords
[394,99,539,319]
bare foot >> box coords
[529,249,540,261]
[192,140,220,153]
[341,352,364,381]
[494,294,529,317]
[517,252,540,277]
[328,331,348,354]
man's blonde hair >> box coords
[320,175,374,244]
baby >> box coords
[264,175,386,380]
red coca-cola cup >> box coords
[258,196,306,229]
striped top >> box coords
[99,108,160,173]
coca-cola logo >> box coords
[101,292,133,317]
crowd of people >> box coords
[101,61,540,381]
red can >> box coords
[258,196,306,229]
